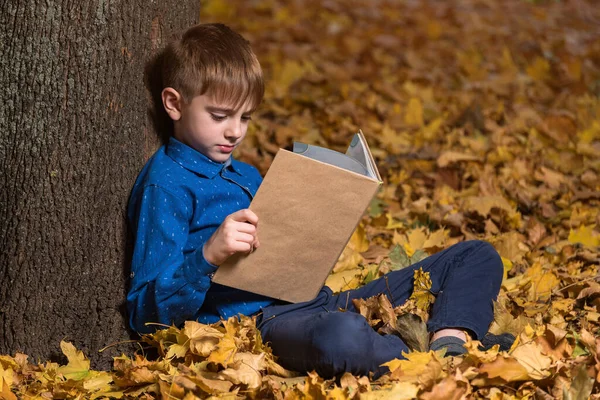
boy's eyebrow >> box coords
[205,105,252,115]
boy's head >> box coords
[160,23,264,162]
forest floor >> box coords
[2,0,600,398]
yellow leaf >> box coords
[463,196,514,218]
[57,341,91,381]
[501,257,513,281]
[422,117,444,141]
[202,0,235,19]
[274,60,306,97]
[405,97,424,127]
[420,375,466,400]
[183,321,223,357]
[526,57,550,81]
[83,371,114,391]
[0,365,14,400]
[464,337,500,363]
[511,342,552,380]
[479,355,530,382]
[394,227,428,256]
[360,381,419,400]
[325,269,362,293]
[301,371,328,399]
[437,151,481,168]
[426,21,442,40]
[220,353,265,389]
[422,229,448,251]
[457,49,485,79]
[501,47,518,77]
[207,333,237,367]
[382,351,432,375]
[186,371,233,395]
[568,225,600,248]
[489,232,528,264]
[385,213,404,230]
[410,268,435,312]
[523,262,560,301]
[327,386,350,400]
[577,121,600,145]
[334,226,368,273]
[165,343,188,359]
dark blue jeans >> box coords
[258,240,503,377]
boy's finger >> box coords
[234,232,255,245]
[231,240,254,253]
[233,221,257,235]
[229,209,258,225]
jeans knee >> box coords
[311,312,373,367]
[477,241,503,277]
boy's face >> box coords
[167,92,253,163]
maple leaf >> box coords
[478,355,530,382]
[207,333,237,368]
[568,225,600,248]
[0,364,16,400]
[384,351,444,390]
[182,321,223,357]
[409,268,435,313]
[511,341,553,380]
[325,269,363,293]
[334,225,368,273]
[57,341,91,381]
[523,262,560,302]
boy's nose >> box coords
[224,122,242,141]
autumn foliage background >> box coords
[2,0,600,398]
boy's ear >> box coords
[162,87,183,121]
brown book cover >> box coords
[212,132,382,303]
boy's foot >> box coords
[430,332,516,357]
[429,336,467,356]
[478,332,515,352]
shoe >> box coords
[478,332,515,351]
[430,336,467,356]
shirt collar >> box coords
[166,137,240,178]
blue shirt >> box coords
[127,137,276,333]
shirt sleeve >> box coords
[126,184,217,333]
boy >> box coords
[128,23,505,378]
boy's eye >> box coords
[241,115,252,122]
[210,113,226,122]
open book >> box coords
[212,130,382,303]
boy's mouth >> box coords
[218,144,236,153]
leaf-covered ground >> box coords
[2,0,600,398]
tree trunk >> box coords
[0,0,199,368]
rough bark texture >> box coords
[0,0,199,368]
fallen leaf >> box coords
[57,341,91,381]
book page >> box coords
[293,142,370,177]
[345,131,381,180]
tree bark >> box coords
[0,0,199,368]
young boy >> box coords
[127,23,505,378]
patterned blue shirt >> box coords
[127,137,276,333]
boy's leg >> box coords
[259,240,503,377]
[260,309,408,377]
[330,240,503,339]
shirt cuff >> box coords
[183,245,218,290]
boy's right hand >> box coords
[203,209,260,266]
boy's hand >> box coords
[203,209,260,266]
